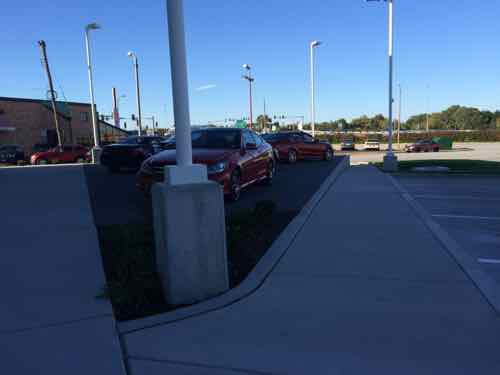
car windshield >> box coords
[191,129,241,149]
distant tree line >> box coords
[257,105,500,132]
[405,105,500,131]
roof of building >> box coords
[0,96,128,135]
[0,96,91,121]
[99,119,128,134]
[0,96,90,107]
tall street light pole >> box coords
[242,64,254,129]
[387,0,394,156]
[128,51,143,136]
[426,84,430,133]
[85,22,101,164]
[397,83,402,149]
[310,40,322,138]
[368,0,398,171]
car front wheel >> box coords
[229,169,241,201]
[264,160,275,185]
[288,149,297,164]
[36,159,48,165]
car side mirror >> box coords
[245,142,257,150]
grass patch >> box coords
[372,159,500,175]
[97,200,297,321]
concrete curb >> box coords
[118,156,351,335]
[387,174,500,316]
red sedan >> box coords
[262,131,334,163]
[30,145,89,165]
[137,128,276,201]
[405,140,440,153]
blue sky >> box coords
[2,1,500,129]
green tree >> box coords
[256,114,272,131]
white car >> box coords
[364,140,381,151]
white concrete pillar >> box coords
[151,0,228,306]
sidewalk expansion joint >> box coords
[273,272,472,285]
[0,313,113,336]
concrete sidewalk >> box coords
[0,166,126,374]
[122,165,500,374]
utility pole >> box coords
[112,87,120,128]
[128,52,143,135]
[38,40,63,150]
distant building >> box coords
[0,97,128,153]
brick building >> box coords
[0,97,128,153]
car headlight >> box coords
[207,161,227,174]
[140,159,154,174]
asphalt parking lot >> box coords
[395,174,500,285]
[84,157,343,227]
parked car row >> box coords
[337,138,441,153]
[405,140,440,153]
[338,138,381,152]
[100,136,165,172]
[30,145,89,165]
[261,131,334,163]
[0,144,91,165]
[137,128,277,201]
[99,128,333,202]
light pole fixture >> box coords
[367,0,398,171]
[310,40,322,138]
[85,22,101,163]
[128,51,143,136]
[242,64,254,129]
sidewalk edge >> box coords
[387,174,500,316]
[119,156,350,334]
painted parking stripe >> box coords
[478,258,500,265]
[432,214,500,221]
[414,194,500,202]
